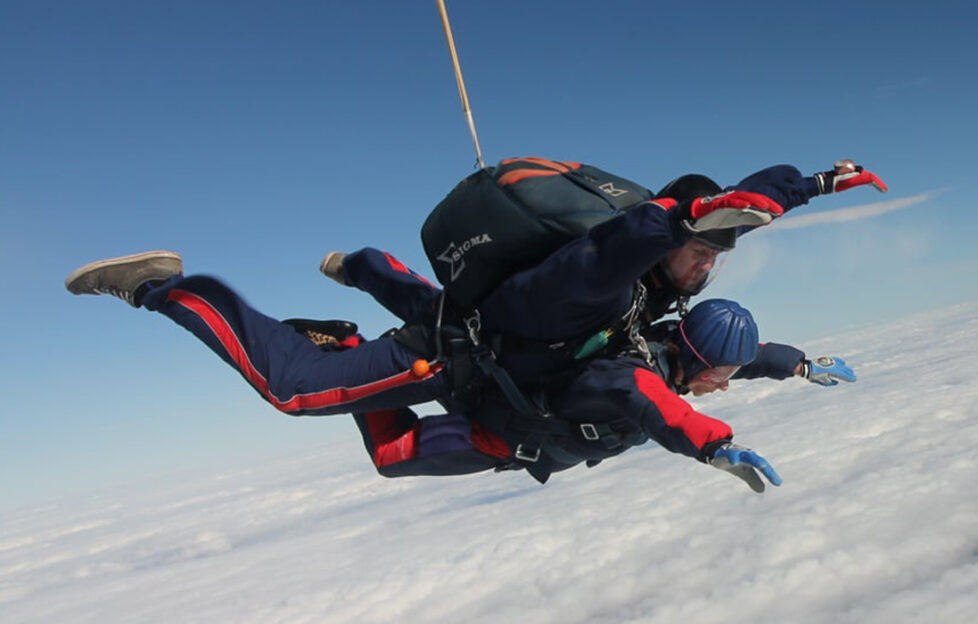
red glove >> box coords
[682,191,785,233]
[815,160,888,194]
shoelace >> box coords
[92,286,136,305]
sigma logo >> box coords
[599,182,629,198]
[437,234,493,281]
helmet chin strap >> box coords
[642,265,696,320]
[676,296,690,317]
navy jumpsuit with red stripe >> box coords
[134,163,820,479]
[336,248,514,475]
[137,164,815,419]
[342,243,806,481]
[342,248,735,482]
[139,274,448,416]
[134,252,513,476]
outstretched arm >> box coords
[630,365,781,491]
[735,342,806,380]
[734,343,856,386]
[483,191,783,322]
[729,165,821,214]
[729,160,888,225]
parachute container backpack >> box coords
[421,157,654,309]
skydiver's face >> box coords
[663,241,722,292]
[686,365,740,396]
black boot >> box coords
[283,318,359,348]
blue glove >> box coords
[804,356,856,386]
[708,443,783,493]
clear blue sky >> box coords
[2,0,976,510]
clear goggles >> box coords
[692,365,742,384]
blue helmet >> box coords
[677,299,759,381]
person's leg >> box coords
[336,248,441,323]
[354,409,510,477]
[65,250,451,416]
[141,274,450,416]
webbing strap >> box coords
[468,344,561,464]
[470,345,540,419]
[448,309,637,466]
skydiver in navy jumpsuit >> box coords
[324,159,886,480]
[65,160,881,487]
[338,247,843,486]
[68,167,777,417]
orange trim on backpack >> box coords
[499,157,582,173]
[497,168,562,186]
[497,158,584,186]
[520,157,580,172]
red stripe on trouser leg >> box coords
[166,288,270,397]
[382,251,437,288]
[166,289,444,412]
[470,422,512,459]
[363,409,420,467]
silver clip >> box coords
[580,423,601,441]
[464,310,482,346]
[514,444,541,463]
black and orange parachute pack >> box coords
[421,157,653,309]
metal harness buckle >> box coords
[580,423,601,441]
[464,310,482,346]
[514,443,541,463]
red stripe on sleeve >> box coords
[633,368,732,450]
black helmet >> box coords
[655,174,736,252]
[643,173,736,302]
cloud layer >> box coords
[770,191,935,231]
[2,303,978,623]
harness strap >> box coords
[438,299,654,467]
[484,281,651,365]
[467,343,557,464]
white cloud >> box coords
[768,191,935,231]
[3,304,978,623]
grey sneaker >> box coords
[65,250,183,307]
[319,251,349,286]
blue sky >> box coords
[2,0,976,510]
